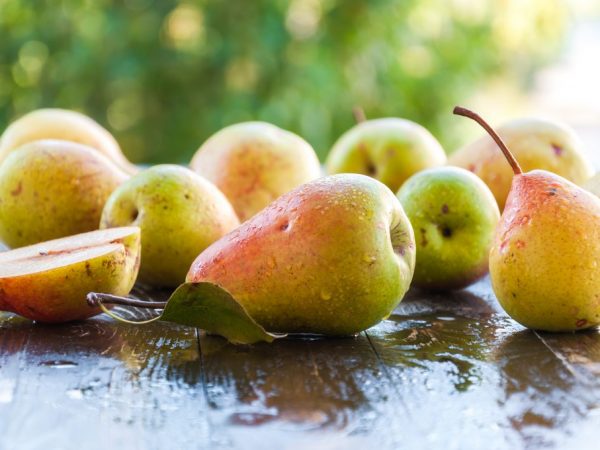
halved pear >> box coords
[0,227,141,323]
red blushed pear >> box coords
[186,174,416,335]
[455,107,600,332]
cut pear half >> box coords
[0,227,141,323]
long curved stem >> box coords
[453,106,522,175]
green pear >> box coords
[0,108,138,174]
[0,227,140,323]
[449,117,594,210]
[584,173,600,197]
[0,140,128,248]
[455,107,600,332]
[397,167,500,290]
[190,122,321,222]
[186,174,416,335]
[325,118,447,192]
[100,164,240,287]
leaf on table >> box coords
[160,282,284,345]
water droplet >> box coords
[320,290,332,300]
[363,254,376,264]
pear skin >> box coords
[449,118,594,210]
[0,227,141,323]
[0,140,128,248]
[187,174,416,335]
[0,108,138,174]
[190,122,322,222]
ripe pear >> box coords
[187,174,416,335]
[449,117,594,210]
[584,173,600,197]
[0,140,128,248]
[0,227,140,323]
[455,107,600,332]
[100,165,240,287]
[0,108,137,174]
[397,167,500,290]
[190,122,321,221]
[325,117,447,192]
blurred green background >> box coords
[0,0,569,164]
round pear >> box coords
[325,118,447,192]
[100,164,240,287]
[0,108,137,174]
[449,117,594,210]
[0,140,128,248]
[190,122,321,222]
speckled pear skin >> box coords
[100,165,240,287]
[187,174,416,335]
[325,118,447,193]
[490,170,600,331]
[190,122,322,222]
[449,118,594,210]
[0,108,138,174]
[0,140,129,248]
[0,227,141,323]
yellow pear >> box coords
[449,117,594,209]
[0,108,137,174]
[455,107,600,332]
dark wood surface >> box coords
[1,277,599,450]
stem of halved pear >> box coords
[353,106,367,124]
[86,292,167,310]
[453,106,523,175]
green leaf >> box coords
[160,282,284,345]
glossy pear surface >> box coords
[0,140,128,248]
[0,227,140,323]
[397,167,500,290]
[190,122,321,221]
[0,108,137,174]
[449,118,594,209]
[101,165,240,287]
[326,118,446,192]
[490,170,600,331]
[187,174,416,335]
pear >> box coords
[0,227,141,323]
[190,122,322,222]
[100,164,240,287]
[584,173,600,197]
[449,117,594,210]
[0,108,138,174]
[325,116,447,192]
[455,107,600,332]
[0,140,128,248]
[186,174,416,335]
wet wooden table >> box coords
[1,277,599,450]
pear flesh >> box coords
[0,227,141,323]
[187,174,416,335]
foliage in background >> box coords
[0,0,568,163]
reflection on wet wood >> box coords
[1,278,600,449]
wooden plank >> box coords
[0,302,209,450]
[366,278,600,449]
[199,332,427,449]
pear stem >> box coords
[453,106,523,175]
[87,292,167,310]
[353,106,367,124]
